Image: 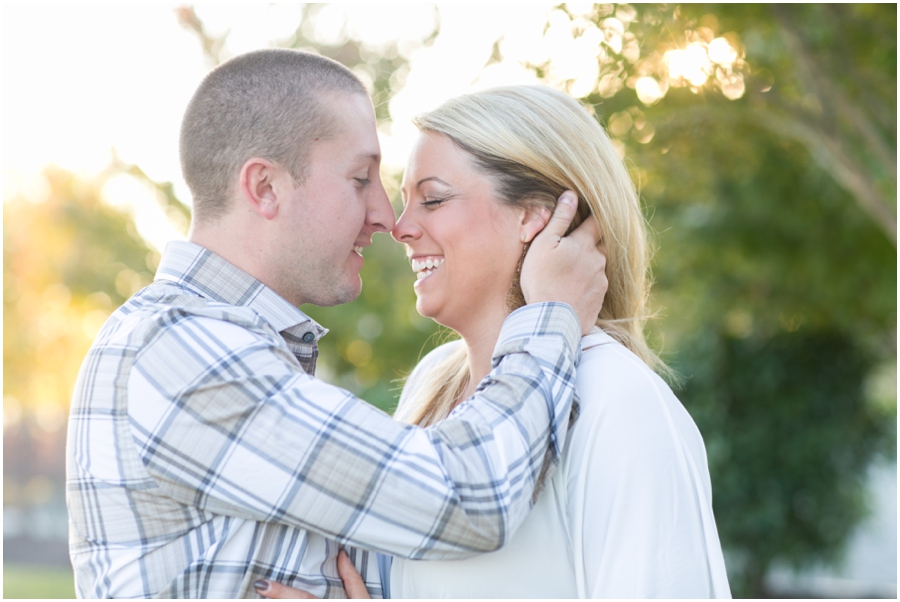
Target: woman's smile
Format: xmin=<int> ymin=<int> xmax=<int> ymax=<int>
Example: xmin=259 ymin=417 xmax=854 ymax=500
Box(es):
xmin=411 ymin=256 xmax=445 ymax=281
xmin=393 ymin=132 xmax=524 ymax=334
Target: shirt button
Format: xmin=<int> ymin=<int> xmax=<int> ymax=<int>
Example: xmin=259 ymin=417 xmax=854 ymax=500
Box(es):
xmin=302 ymin=332 xmax=316 ymax=344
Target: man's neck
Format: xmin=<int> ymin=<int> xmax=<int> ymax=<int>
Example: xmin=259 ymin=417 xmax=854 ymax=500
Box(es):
xmin=189 ymin=220 xmax=273 ymax=295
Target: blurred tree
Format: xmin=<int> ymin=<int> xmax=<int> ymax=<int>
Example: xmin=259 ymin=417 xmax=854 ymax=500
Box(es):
xmin=3 ymin=166 xmax=161 ymax=530
xmin=176 ymin=4 xmax=439 ymax=125
xmin=514 ymin=3 xmax=896 ymax=241
xmin=510 ymin=3 xmax=897 ymax=596
xmin=681 ymin=328 xmax=895 ymax=596
xmin=4 ymin=167 xmax=159 ymax=419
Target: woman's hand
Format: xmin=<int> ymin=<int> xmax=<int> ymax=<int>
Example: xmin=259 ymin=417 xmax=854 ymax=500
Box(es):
xmin=255 ymin=550 xmax=371 ymax=599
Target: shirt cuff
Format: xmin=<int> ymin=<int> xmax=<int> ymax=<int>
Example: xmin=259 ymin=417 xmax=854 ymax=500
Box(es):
xmin=493 ymin=302 xmax=582 ymax=494
xmin=495 ymin=302 xmax=582 ymax=362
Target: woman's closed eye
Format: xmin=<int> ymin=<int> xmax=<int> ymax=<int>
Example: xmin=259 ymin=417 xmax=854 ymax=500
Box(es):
xmin=354 ymin=177 xmax=371 ymax=188
xmin=421 ymin=198 xmax=447 ymax=208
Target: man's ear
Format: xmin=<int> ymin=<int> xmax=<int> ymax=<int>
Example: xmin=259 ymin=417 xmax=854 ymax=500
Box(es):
xmin=238 ymin=158 xmax=282 ymax=220
xmin=519 ymin=205 xmax=552 ymax=243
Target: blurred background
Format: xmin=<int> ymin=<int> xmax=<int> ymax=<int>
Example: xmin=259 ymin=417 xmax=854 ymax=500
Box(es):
xmin=3 ymin=3 xmax=896 ymax=598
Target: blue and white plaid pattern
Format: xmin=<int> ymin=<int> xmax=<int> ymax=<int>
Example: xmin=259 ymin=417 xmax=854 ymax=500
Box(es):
xmin=66 ymin=241 xmax=581 ymax=598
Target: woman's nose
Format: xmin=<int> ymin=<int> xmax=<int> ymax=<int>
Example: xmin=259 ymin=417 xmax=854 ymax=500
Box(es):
xmin=391 ymin=207 xmax=421 ymax=243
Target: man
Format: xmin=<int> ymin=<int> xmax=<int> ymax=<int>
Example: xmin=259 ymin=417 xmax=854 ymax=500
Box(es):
xmin=66 ymin=49 xmax=606 ymax=598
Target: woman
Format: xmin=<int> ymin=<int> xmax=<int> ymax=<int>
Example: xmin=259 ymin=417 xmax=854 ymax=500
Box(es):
xmin=263 ymin=85 xmax=731 ymax=598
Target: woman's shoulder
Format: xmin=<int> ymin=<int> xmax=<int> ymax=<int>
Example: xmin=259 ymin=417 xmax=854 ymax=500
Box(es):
xmin=577 ymin=327 xmax=663 ymax=391
xmin=409 ymin=339 xmax=464 ymax=383
xmin=395 ymin=340 xmax=463 ymax=419
xmin=572 ymin=327 xmax=701 ymax=446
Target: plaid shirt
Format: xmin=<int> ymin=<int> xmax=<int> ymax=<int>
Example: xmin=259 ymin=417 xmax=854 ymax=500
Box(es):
xmin=66 ymin=241 xmax=581 ymax=598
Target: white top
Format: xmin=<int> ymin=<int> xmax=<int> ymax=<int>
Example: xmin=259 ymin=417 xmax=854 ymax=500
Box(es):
xmin=390 ymin=328 xmax=732 ymax=598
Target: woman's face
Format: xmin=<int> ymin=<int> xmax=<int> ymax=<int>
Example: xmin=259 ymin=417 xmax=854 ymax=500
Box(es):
xmin=393 ymin=132 xmax=526 ymax=334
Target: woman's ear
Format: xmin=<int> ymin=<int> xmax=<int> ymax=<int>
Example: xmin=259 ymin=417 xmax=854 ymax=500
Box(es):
xmin=239 ymin=157 xmax=281 ymax=220
xmin=519 ymin=205 xmax=552 ymax=243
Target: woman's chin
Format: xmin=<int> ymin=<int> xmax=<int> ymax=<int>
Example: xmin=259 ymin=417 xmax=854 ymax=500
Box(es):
xmin=415 ymin=298 xmax=457 ymax=330
xmin=415 ymin=298 xmax=438 ymax=321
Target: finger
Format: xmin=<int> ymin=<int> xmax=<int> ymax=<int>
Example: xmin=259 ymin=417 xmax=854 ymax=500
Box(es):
xmin=566 ymin=212 xmax=603 ymax=248
xmin=338 ymin=550 xmax=372 ymax=599
xmin=535 ymin=190 xmax=578 ymax=241
xmin=255 ymin=579 xmax=317 ymax=599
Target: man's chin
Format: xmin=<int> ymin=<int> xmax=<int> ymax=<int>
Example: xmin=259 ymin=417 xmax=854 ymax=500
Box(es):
xmin=313 ymin=280 xmax=362 ymax=308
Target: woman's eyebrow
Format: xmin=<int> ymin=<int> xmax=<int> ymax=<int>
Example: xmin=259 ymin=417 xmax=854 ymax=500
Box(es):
xmin=416 ymin=176 xmax=451 ymax=188
xmin=400 ymin=176 xmax=451 ymax=204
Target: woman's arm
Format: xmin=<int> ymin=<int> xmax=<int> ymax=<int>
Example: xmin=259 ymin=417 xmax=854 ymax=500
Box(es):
xmin=566 ymin=344 xmax=728 ymax=598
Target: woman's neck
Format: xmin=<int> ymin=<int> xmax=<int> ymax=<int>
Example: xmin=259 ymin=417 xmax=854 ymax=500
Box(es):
xmin=455 ymin=306 xmax=509 ymax=402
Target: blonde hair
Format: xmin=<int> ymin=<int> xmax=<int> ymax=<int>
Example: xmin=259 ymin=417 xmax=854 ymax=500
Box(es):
xmin=402 ymin=85 xmax=669 ymax=427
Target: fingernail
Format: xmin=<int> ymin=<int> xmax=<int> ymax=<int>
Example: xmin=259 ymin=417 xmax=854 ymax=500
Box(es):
xmin=254 ymin=580 xmax=269 ymax=591
xmin=560 ymin=192 xmax=577 ymax=206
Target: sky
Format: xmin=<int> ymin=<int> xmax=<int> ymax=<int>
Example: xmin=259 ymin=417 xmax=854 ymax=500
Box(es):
xmin=3 ymin=3 xmax=571 ymax=249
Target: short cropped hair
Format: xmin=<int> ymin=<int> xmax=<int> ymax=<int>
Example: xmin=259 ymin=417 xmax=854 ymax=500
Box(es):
xmin=180 ymin=49 xmax=367 ymax=225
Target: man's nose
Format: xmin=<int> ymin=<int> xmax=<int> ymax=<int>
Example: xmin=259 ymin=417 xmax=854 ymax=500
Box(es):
xmin=368 ymin=183 xmax=395 ymax=233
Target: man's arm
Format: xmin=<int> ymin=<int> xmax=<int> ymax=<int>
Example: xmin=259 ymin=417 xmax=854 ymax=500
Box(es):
xmin=130 ymin=194 xmax=605 ymax=559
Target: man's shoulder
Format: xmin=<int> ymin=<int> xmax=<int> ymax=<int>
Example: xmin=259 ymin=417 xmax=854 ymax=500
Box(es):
xmin=101 ymin=281 xmax=272 ymax=345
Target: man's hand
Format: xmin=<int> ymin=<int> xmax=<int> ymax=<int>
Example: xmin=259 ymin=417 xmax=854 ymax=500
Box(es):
xmin=255 ymin=550 xmax=370 ymax=599
xmin=521 ymin=191 xmax=607 ymax=335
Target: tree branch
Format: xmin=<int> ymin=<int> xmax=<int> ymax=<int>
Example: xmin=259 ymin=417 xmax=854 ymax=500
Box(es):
xmin=753 ymin=107 xmax=896 ymax=244
xmin=771 ymin=6 xmax=897 ymax=177
xmin=650 ymin=103 xmax=896 ymax=244
xmin=174 ymin=5 xmax=228 ymax=67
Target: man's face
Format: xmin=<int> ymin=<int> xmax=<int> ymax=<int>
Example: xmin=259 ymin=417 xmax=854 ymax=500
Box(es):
xmin=273 ymin=92 xmax=394 ymax=307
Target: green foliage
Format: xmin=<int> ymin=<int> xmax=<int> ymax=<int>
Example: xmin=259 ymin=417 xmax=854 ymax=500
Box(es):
xmin=679 ymin=329 xmax=895 ymax=596
xmin=178 ymin=4 xmax=439 ymax=125
xmin=644 ymin=114 xmax=896 ymax=350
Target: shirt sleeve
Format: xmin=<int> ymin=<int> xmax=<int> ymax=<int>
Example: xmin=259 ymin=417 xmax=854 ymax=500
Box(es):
xmin=127 ymin=302 xmax=581 ymax=560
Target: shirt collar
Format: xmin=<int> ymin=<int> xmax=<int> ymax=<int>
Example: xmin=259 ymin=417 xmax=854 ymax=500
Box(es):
xmin=154 ymin=240 xmax=327 ymax=340
xmin=581 ymin=326 xmax=616 ymax=351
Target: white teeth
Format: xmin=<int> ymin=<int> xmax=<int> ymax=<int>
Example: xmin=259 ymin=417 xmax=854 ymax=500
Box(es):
xmin=353 ymin=246 xmax=363 ymax=255
xmin=411 ymin=257 xmax=444 ymax=277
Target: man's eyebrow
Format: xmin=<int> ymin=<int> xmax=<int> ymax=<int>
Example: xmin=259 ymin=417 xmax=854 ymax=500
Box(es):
xmin=357 ymin=152 xmax=381 ymax=164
